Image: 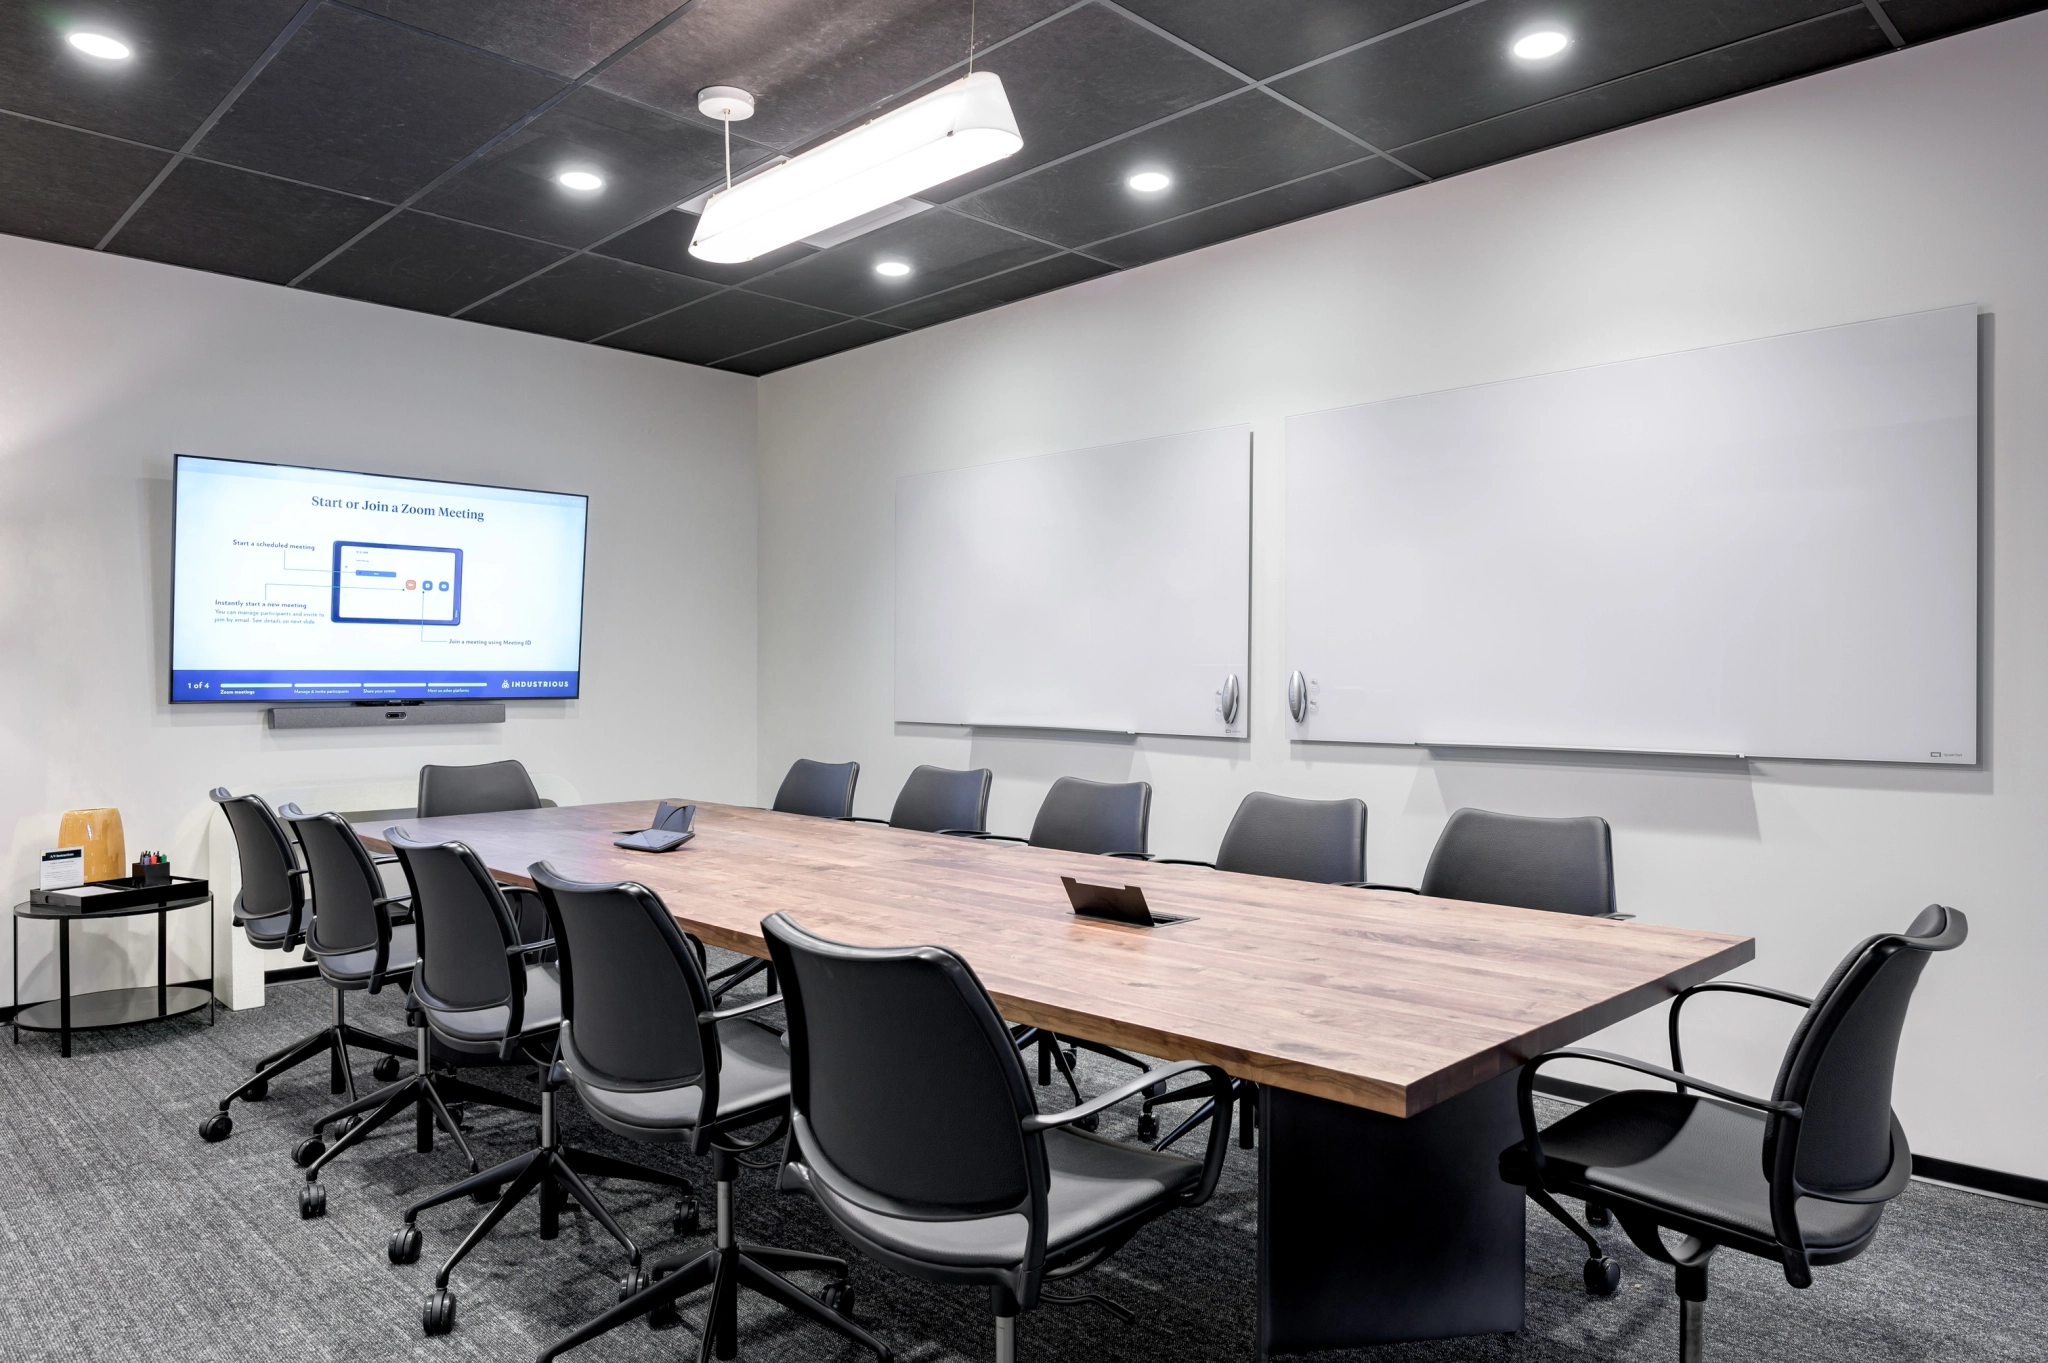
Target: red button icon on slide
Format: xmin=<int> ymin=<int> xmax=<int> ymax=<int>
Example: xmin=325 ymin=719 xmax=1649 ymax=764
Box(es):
xmin=406 ymin=579 xmax=417 ymax=590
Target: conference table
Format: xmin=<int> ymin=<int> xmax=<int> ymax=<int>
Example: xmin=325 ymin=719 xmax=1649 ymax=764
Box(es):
xmin=359 ymin=799 xmax=1753 ymax=1358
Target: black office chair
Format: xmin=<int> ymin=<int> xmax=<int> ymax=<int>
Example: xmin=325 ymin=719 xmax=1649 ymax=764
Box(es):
xmin=197 ymin=789 xmax=414 ymax=1142
xmin=378 ymin=833 xmax=693 ymax=1337
xmin=1143 ymin=791 xmax=1368 ymax=1145
xmin=529 ymin=865 xmax=890 ymax=1363
xmin=764 ymin=912 xmax=1233 ymax=1363
xmin=1387 ymin=807 xmax=1621 ymax=917
xmin=771 ymin=758 xmax=860 ymax=819
xmin=418 ymin=760 xmax=554 ymax=942
xmin=1501 ymin=904 xmax=1967 ymax=1362
xmin=853 ymin=764 xmax=992 ymax=834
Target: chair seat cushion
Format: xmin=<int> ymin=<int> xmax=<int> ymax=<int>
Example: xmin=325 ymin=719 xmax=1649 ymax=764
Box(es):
xmin=317 ymin=922 xmax=418 ymax=985
xmin=805 ymin=1127 xmax=1201 ymax=1270
xmin=572 ymin=1019 xmax=789 ymax=1139
xmin=424 ymin=964 xmax=561 ymax=1051
xmin=1503 ymin=1090 xmax=1884 ymax=1253
xmin=241 ymin=911 xmax=298 ymax=949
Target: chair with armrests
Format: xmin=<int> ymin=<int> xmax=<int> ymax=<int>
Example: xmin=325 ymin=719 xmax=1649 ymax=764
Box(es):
xmin=771 ymin=758 xmax=860 ymax=819
xmin=378 ymin=833 xmax=695 ymax=1338
xmin=417 ymin=759 xmax=553 ymax=943
xmin=1500 ymin=904 xmax=1967 ymax=1362
xmin=197 ymin=788 xmax=416 ymax=1143
xmin=763 ymin=912 xmax=1234 ymax=1363
xmin=529 ymin=865 xmax=891 ymax=1363
xmin=852 ymin=764 xmax=992 ymax=835
xmin=1142 ymin=791 xmax=1368 ymax=1146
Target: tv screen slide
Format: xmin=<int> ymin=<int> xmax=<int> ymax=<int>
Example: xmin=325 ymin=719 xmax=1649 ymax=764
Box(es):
xmin=171 ymin=455 xmax=588 ymax=704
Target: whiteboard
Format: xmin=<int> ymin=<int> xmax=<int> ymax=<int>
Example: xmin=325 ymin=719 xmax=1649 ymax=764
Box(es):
xmin=896 ymin=427 xmax=1251 ymax=737
xmin=1285 ymin=307 xmax=1978 ymax=763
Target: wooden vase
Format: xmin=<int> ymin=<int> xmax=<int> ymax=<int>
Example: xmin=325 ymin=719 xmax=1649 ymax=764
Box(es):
xmin=58 ymin=807 xmax=126 ymax=883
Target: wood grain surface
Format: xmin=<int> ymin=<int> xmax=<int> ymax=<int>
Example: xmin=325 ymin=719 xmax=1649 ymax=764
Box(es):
xmin=359 ymin=801 xmax=1752 ymax=1118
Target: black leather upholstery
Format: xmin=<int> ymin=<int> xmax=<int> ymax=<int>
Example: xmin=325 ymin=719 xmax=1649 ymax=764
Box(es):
xmin=386 ymin=832 xmax=557 ymax=1056
xmin=1213 ymin=792 xmax=1366 ymax=884
xmin=1026 ymin=777 xmax=1151 ymax=855
xmin=888 ymin=765 xmax=992 ymax=834
xmin=281 ymin=808 xmax=414 ymax=992
xmin=417 ymin=759 xmax=543 ymax=819
xmin=1420 ymin=808 xmax=1616 ymax=916
xmin=772 ymin=759 xmax=860 ymax=819
xmin=210 ymin=788 xmax=306 ymax=943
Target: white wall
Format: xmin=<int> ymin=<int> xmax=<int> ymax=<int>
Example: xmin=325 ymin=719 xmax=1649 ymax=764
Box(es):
xmin=757 ymin=16 xmax=2048 ymax=1178
xmin=0 ymin=236 xmax=760 ymax=1011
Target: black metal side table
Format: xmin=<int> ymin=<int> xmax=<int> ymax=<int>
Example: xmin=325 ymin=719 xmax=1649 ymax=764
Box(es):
xmin=13 ymin=891 xmax=216 ymax=1056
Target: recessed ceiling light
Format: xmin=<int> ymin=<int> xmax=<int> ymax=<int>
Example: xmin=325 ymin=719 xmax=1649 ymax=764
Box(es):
xmin=557 ymin=170 xmax=604 ymax=192
xmin=1512 ymin=30 xmax=1570 ymax=60
xmin=1127 ymin=171 xmax=1171 ymax=193
xmin=68 ymin=32 xmax=131 ymax=60
xmin=874 ymin=260 xmax=912 ymax=278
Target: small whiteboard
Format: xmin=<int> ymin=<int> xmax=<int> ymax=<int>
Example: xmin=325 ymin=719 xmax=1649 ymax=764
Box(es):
xmin=896 ymin=427 xmax=1251 ymax=737
xmin=1285 ymin=307 xmax=1978 ymax=763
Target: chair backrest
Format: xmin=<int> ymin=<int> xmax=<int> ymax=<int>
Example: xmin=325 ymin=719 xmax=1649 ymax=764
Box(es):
xmin=528 ymin=861 xmax=714 ymax=1095
xmin=385 ymin=831 xmax=524 ymax=1025
xmin=764 ymin=912 xmax=1044 ymax=1226
xmin=417 ymin=760 xmax=542 ymax=819
xmin=209 ymin=787 xmax=305 ymax=931
xmin=1418 ymin=808 xmax=1616 ymax=916
xmin=888 ymin=765 xmax=993 ymax=834
xmin=772 ymin=759 xmax=860 ymax=819
xmin=1213 ymin=792 xmax=1366 ymax=884
xmin=1768 ymin=904 xmax=1967 ymax=1199
xmin=279 ymin=806 xmax=392 ymax=960
xmin=1027 ymin=777 xmax=1152 ymax=856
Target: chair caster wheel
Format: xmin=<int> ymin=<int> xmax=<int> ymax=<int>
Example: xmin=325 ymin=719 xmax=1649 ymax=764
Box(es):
xmin=1584 ymin=1256 xmax=1621 ymax=1297
xmin=292 ymin=1136 xmax=326 ymax=1167
xmin=819 ymin=1281 xmax=856 ymax=1317
xmin=445 ymin=1104 xmax=466 ymax=1129
xmin=673 ymin=1198 xmax=701 ymax=1236
xmin=373 ymin=1056 xmax=402 ymax=1082
xmin=619 ymin=1267 xmax=650 ymax=1302
xmin=299 ymin=1183 xmax=327 ymax=1219
xmin=648 ymin=1297 xmax=680 ymax=1329
xmin=1585 ymin=1201 xmax=1612 ymax=1227
xmin=422 ymin=1288 xmax=456 ymax=1335
xmin=199 ymin=1112 xmax=233 ymax=1142
xmin=470 ymin=1183 xmax=502 ymax=1205
xmin=1136 ymin=1113 xmax=1158 ymax=1142
xmin=389 ymin=1225 xmax=422 ymax=1264
xmin=241 ymin=1077 xmax=269 ymax=1102
xmin=1074 ymin=1112 xmax=1100 ymax=1132
xmin=331 ymin=1116 xmax=358 ymax=1139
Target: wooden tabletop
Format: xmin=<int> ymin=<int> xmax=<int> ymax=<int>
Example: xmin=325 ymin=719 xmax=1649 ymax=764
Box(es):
xmin=358 ymin=800 xmax=1752 ymax=1118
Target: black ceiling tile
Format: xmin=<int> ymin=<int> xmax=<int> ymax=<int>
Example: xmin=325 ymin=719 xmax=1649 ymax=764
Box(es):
xmin=953 ymin=89 xmax=1362 ymax=248
xmin=599 ymin=289 xmax=848 ymax=365
xmin=1088 ymin=155 xmax=1417 ymax=267
xmin=713 ymin=319 xmax=904 ymax=375
xmin=868 ymin=252 xmax=1115 ymax=329
xmin=1273 ymin=0 xmax=1847 ymax=151
xmin=594 ymin=207 xmax=818 ymax=283
xmin=1879 ymin=0 xmax=2048 ymax=43
xmin=196 ymin=6 xmax=563 ymax=203
xmin=416 ymin=85 xmax=726 ymax=247
xmin=743 ymin=210 xmax=1055 ymax=314
xmin=1394 ymin=8 xmax=1892 ymax=181
xmin=462 ymin=253 xmax=718 ymax=341
xmin=300 ymin=210 xmax=567 ymax=314
xmin=892 ymin=5 xmax=1244 ymax=203
xmin=589 ymin=0 xmax=1069 ymax=148
xmin=104 ymin=159 xmax=390 ymax=284
xmin=0 ymin=115 xmax=170 ymax=247
xmin=1114 ymin=0 xmax=1460 ymax=80
xmin=352 ymin=0 xmax=678 ymax=79
xmin=0 ymin=0 xmax=305 ymax=146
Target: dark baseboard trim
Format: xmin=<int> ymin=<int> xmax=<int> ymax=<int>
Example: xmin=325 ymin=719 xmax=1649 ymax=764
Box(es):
xmin=264 ymin=965 xmax=321 ymax=984
xmin=1531 ymin=1074 xmax=2047 ymax=1208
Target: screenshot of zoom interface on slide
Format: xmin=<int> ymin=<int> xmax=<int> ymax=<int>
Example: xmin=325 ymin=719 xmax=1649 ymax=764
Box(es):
xmin=170 ymin=455 xmax=588 ymax=703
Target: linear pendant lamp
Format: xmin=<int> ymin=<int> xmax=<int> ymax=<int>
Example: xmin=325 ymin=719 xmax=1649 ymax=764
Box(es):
xmin=689 ymin=72 xmax=1022 ymax=264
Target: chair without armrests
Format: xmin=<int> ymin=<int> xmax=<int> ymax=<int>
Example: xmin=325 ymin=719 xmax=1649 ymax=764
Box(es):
xmin=764 ymin=912 xmax=1233 ymax=1363
xmin=1499 ymin=904 xmax=1967 ymax=1362
xmin=851 ymin=764 xmax=992 ymax=834
xmin=417 ymin=759 xmax=544 ymax=817
xmin=771 ymin=759 xmax=860 ymax=819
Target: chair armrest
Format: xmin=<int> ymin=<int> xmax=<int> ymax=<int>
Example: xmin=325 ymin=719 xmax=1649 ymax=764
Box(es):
xmin=1105 ymin=851 xmax=1152 ymax=861
xmin=1343 ymin=881 xmax=1416 ymax=892
xmin=1021 ymin=1059 xmax=1226 ymax=1132
xmin=1669 ymin=981 xmax=1811 ymax=1075
xmin=702 ymin=993 xmax=783 ymax=1025
xmin=1149 ymin=858 xmax=1214 ymax=869
xmin=370 ymin=852 xmax=399 ymax=865
xmin=935 ymin=828 xmax=986 ymax=838
xmin=506 ymin=938 xmax=556 ymax=957
xmin=974 ymin=833 xmax=1028 ymax=844
xmin=847 ymin=816 xmax=892 ymax=826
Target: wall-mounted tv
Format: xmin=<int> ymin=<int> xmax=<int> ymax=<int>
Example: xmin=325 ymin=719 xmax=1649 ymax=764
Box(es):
xmin=170 ymin=455 xmax=588 ymax=705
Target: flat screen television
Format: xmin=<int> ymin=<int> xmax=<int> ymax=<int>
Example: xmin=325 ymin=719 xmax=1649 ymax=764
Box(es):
xmin=170 ymin=455 xmax=588 ymax=705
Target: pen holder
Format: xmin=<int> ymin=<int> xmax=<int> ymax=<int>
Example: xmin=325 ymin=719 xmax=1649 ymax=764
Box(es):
xmin=130 ymin=861 xmax=172 ymax=887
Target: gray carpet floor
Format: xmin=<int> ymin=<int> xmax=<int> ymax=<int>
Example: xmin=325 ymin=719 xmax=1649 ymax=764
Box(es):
xmin=0 ymin=967 xmax=2040 ymax=1363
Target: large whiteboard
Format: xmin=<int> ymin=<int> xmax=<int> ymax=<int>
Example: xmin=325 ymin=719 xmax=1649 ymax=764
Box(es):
xmin=896 ymin=427 xmax=1251 ymax=737
xmin=1285 ymin=307 xmax=1978 ymax=763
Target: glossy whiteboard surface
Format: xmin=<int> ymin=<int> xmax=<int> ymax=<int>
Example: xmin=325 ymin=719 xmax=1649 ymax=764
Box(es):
xmin=1285 ymin=307 xmax=1978 ymax=763
xmin=896 ymin=427 xmax=1251 ymax=737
